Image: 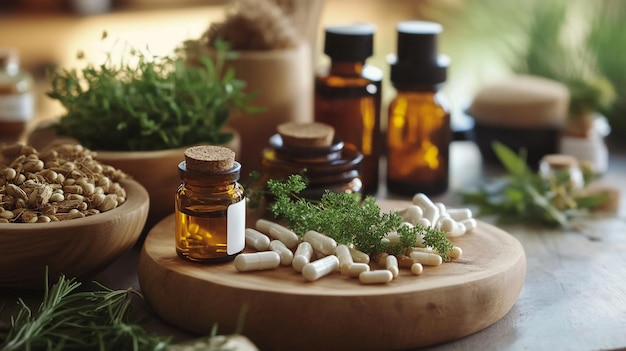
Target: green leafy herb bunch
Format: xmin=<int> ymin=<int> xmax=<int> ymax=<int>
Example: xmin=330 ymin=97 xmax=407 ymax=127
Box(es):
xmin=267 ymin=174 xmax=454 ymax=260
xmin=47 ymin=31 xmax=260 ymax=151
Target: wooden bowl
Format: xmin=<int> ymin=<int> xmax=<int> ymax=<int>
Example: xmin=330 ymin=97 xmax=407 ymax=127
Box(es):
xmin=0 ymin=179 xmax=149 ymax=290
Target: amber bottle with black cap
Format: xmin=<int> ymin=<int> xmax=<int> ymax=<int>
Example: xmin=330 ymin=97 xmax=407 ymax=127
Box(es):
xmin=314 ymin=23 xmax=382 ymax=195
xmin=386 ymin=21 xmax=451 ymax=197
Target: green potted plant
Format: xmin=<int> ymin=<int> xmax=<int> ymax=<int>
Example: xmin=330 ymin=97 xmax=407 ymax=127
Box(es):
xmin=32 ymin=31 xmax=259 ymax=229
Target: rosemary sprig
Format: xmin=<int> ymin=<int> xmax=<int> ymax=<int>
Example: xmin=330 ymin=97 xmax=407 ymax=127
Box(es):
xmin=267 ymin=174 xmax=453 ymax=259
xmin=0 ymin=271 xmax=241 ymax=351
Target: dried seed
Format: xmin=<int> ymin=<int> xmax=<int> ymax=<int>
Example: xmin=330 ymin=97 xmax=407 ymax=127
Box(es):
xmin=99 ymin=194 xmax=118 ymax=212
xmin=0 ymin=210 xmax=14 ymax=219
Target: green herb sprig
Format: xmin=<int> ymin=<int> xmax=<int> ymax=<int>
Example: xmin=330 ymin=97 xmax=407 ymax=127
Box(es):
xmin=47 ymin=31 xmax=261 ymax=151
xmin=267 ymin=175 xmax=454 ymax=259
xmin=0 ymin=271 xmax=244 ymax=351
xmin=462 ymin=141 xmax=608 ymax=227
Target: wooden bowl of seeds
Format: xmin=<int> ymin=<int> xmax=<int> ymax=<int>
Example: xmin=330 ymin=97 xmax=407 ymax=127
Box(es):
xmin=0 ymin=143 xmax=150 ymax=289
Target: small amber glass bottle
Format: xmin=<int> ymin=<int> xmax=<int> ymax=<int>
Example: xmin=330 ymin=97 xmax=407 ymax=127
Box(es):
xmin=386 ymin=21 xmax=451 ymax=197
xmin=314 ymin=23 xmax=382 ymax=195
xmin=175 ymin=145 xmax=246 ymax=263
xmin=0 ymin=48 xmax=34 ymax=143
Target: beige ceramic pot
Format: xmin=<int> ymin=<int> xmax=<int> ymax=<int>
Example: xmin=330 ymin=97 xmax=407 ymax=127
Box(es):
xmin=224 ymin=42 xmax=314 ymax=179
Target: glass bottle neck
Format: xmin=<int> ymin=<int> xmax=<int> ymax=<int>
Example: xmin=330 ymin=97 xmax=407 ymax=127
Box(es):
xmin=392 ymin=82 xmax=445 ymax=92
xmin=329 ymin=61 xmax=365 ymax=76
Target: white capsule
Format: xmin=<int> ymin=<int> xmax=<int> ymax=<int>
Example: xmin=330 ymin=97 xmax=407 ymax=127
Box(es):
xmin=412 ymin=193 xmax=440 ymax=224
xmin=303 ymin=230 xmax=337 ymax=256
xmin=386 ymin=255 xmax=399 ymax=278
xmin=449 ymin=246 xmax=463 ymax=259
xmin=460 ymin=218 xmax=477 ymax=232
xmin=349 ymin=247 xmax=370 ymax=264
xmin=255 ymin=219 xmax=300 ymax=249
xmin=410 ymin=262 xmax=424 ymax=275
xmin=447 ymin=208 xmax=473 ymax=221
xmin=336 ymin=244 xmax=354 ymax=275
xmin=399 ymin=205 xmax=423 ymax=225
xmin=347 ymin=263 xmax=370 ymax=278
xmin=292 ymin=242 xmax=313 ymax=272
xmin=269 ymin=240 xmax=294 ymax=266
xmin=438 ymin=217 xmax=466 ymax=237
xmin=359 ymin=270 xmax=393 ymax=284
xmin=415 ymin=217 xmax=432 ymax=229
xmin=383 ymin=231 xmax=401 ymax=244
xmin=245 ymin=228 xmax=271 ymax=251
xmin=234 ymin=251 xmax=281 ymax=272
xmin=410 ymin=251 xmax=443 ymax=266
xmin=302 ymin=255 xmax=339 ymax=282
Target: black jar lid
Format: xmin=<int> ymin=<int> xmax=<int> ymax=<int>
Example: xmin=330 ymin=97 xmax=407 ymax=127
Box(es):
xmin=324 ymin=23 xmax=375 ymax=62
xmin=389 ymin=21 xmax=449 ymax=85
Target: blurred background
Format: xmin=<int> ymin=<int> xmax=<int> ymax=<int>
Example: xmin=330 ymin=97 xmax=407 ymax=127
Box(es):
xmin=1 ymin=0 xmax=624 ymax=144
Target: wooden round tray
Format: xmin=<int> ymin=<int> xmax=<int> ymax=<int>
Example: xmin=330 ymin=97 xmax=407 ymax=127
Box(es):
xmin=138 ymin=200 xmax=526 ymax=351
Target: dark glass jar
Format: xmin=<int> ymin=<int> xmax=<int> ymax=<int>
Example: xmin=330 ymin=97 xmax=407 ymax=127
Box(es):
xmin=261 ymin=133 xmax=363 ymax=200
xmin=175 ymin=146 xmax=246 ymax=263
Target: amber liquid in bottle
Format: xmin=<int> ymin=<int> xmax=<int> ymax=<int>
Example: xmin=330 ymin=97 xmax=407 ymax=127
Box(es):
xmin=315 ymin=62 xmax=382 ymax=195
xmin=386 ymin=85 xmax=450 ymax=196
xmin=175 ymin=162 xmax=245 ymax=263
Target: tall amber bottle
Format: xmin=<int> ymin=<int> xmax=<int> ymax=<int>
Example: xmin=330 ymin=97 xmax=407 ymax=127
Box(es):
xmin=314 ymin=23 xmax=382 ymax=195
xmin=175 ymin=145 xmax=246 ymax=263
xmin=386 ymin=21 xmax=451 ymax=196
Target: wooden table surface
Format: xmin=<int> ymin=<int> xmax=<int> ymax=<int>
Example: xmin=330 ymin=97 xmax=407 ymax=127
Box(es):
xmin=3 ymin=140 xmax=626 ymax=350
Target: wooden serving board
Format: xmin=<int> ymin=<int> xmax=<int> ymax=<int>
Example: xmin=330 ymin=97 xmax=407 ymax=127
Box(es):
xmin=138 ymin=200 xmax=526 ymax=351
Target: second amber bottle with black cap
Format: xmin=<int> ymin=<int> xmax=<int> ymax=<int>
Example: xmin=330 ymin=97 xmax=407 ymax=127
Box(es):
xmin=386 ymin=21 xmax=451 ymax=197
xmin=314 ymin=23 xmax=382 ymax=195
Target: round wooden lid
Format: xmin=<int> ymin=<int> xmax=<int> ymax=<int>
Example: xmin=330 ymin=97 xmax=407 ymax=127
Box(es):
xmin=468 ymin=75 xmax=570 ymax=128
xmin=184 ymin=145 xmax=235 ymax=173
xmin=277 ymin=122 xmax=335 ymax=148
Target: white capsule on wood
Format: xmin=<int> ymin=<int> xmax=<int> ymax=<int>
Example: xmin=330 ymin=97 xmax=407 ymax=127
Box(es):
xmin=269 ymin=240 xmax=293 ymax=266
xmin=234 ymin=252 xmax=280 ymax=272
xmin=349 ymin=247 xmax=370 ymax=264
xmin=447 ymin=208 xmax=473 ymax=221
xmin=412 ymin=193 xmax=440 ymax=224
xmin=411 ymin=262 xmax=424 ymax=275
xmin=410 ymin=251 xmax=443 ymax=266
xmin=245 ymin=228 xmax=270 ymax=251
xmin=256 ymin=219 xmax=300 ymax=249
xmin=386 ymin=255 xmax=399 ymax=278
xmin=336 ymin=244 xmax=354 ymax=275
xmin=347 ymin=263 xmax=370 ymax=278
xmin=302 ymin=255 xmax=339 ymax=282
xmin=303 ymin=230 xmax=337 ymax=256
xmin=292 ymin=241 xmax=313 ymax=272
xmin=359 ymin=270 xmax=393 ymax=284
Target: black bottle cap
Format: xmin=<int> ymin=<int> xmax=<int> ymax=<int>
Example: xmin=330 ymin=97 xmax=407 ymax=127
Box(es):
xmin=324 ymin=23 xmax=375 ymax=62
xmin=389 ymin=21 xmax=449 ymax=85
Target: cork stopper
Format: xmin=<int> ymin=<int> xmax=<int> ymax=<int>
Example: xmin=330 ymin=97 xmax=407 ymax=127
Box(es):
xmin=540 ymin=154 xmax=579 ymax=170
xmin=277 ymin=122 xmax=335 ymax=148
xmin=184 ymin=145 xmax=235 ymax=173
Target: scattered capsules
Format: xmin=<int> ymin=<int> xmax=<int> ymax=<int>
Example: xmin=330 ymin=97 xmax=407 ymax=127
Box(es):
xmin=233 ymin=192 xmax=469 ymax=285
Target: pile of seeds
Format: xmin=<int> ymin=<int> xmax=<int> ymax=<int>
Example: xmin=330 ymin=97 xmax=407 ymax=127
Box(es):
xmin=0 ymin=143 xmax=128 ymax=223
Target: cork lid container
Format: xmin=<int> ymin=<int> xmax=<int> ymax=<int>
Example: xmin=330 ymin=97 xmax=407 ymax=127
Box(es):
xmin=277 ymin=122 xmax=335 ymax=148
xmin=467 ymin=75 xmax=570 ymax=128
xmin=184 ymin=145 xmax=236 ymax=173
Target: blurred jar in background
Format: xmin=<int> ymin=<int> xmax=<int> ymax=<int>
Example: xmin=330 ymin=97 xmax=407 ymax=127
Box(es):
xmin=0 ymin=48 xmax=35 ymax=143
